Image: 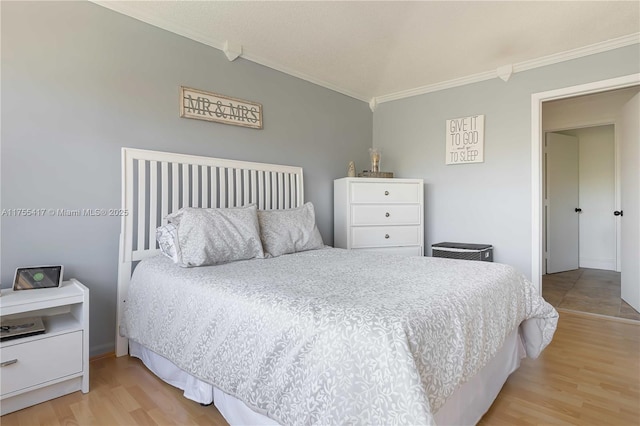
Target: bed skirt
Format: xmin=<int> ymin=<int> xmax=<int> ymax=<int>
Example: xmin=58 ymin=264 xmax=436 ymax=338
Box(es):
xmin=129 ymin=327 xmax=525 ymax=425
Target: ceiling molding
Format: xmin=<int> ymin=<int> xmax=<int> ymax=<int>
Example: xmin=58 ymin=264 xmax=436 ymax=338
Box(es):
xmin=368 ymin=97 xmax=378 ymax=112
xmin=375 ymin=70 xmax=498 ymax=105
xmin=93 ymin=2 xmax=638 ymax=108
xmin=239 ymin=50 xmax=370 ymax=102
xmin=513 ymin=33 xmax=640 ymax=74
xmin=93 ymin=1 xmax=225 ymax=50
xmin=496 ymin=64 xmax=513 ymax=82
xmin=376 ymin=33 xmax=640 ymax=106
xmin=91 ymin=1 xmax=369 ymax=102
xmin=223 ymin=41 xmax=243 ymax=62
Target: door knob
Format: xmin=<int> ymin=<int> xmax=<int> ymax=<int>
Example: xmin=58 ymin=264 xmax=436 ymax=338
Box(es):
xmin=575 ymin=208 xmax=582 ymax=213
xmin=614 ymin=210 xmax=623 ymax=216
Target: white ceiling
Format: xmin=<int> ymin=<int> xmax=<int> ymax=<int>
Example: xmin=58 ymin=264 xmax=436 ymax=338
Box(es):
xmin=94 ymin=1 xmax=640 ymax=105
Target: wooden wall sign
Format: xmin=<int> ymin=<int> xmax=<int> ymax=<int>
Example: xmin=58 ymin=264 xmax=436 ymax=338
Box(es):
xmin=180 ymin=86 xmax=263 ymax=129
xmin=445 ymin=115 xmax=485 ymax=165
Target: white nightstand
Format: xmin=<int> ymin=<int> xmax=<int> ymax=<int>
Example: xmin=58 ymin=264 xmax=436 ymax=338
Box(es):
xmin=334 ymin=177 xmax=424 ymax=256
xmin=0 ymin=279 xmax=89 ymax=415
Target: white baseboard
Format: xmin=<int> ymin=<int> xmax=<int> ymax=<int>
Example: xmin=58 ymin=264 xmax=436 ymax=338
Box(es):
xmin=579 ymin=257 xmax=616 ymax=271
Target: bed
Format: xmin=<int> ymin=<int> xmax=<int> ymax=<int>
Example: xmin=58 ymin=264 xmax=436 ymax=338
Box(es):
xmin=116 ymin=148 xmax=558 ymax=425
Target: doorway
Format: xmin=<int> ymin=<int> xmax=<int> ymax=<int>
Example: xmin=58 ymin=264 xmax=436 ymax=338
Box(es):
xmin=545 ymin=125 xmax=617 ymax=274
xmin=542 ymin=268 xmax=640 ymax=320
xmin=531 ymin=74 xmax=640 ymax=320
xmin=542 ymin=124 xmax=637 ymax=319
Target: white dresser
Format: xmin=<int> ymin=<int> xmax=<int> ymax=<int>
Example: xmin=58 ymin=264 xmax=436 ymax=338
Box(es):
xmin=334 ymin=177 xmax=424 ymax=256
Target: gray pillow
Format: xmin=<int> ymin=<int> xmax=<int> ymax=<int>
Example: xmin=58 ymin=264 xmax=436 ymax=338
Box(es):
xmin=257 ymin=202 xmax=324 ymax=257
xmin=162 ymin=205 xmax=264 ymax=267
xmin=156 ymin=222 xmax=181 ymax=263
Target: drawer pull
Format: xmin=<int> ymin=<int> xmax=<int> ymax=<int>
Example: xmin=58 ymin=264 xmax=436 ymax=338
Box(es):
xmin=385 ymin=212 xmax=390 ymax=217
xmin=384 ymin=191 xmax=389 ymax=196
xmin=385 ymin=234 xmax=390 ymax=239
xmin=1 ymin=359 xmax=18 ymax=367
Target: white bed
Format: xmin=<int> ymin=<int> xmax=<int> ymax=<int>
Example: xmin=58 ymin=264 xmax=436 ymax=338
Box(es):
xmin=116 ymin=148 xmax=558 ymax=425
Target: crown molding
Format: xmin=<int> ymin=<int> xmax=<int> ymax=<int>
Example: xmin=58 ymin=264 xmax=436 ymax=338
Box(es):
xmin=239 ymin=50 xmax=370 ymax=102
xmin=513 ymin=33 xmax=640 ymax=74
xmin=92 ymin=2 xmax=637 ymax=108
xmin=375 ymin=33 xmax=640 ymax=106
xmin=92 ymin=1 xmax=226 ymax=50
xmin=375 ymin=70 xmax=498 ymax=105
xmin=91 ymin=1 xmax=369 ymax=102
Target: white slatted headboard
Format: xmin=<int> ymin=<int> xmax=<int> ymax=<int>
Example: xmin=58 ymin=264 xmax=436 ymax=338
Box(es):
xmin=116 ymin=148 xmax=304 ymax=356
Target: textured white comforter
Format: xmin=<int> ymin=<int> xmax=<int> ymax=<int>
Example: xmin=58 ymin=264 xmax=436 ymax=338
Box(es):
xmin=122 ymin=248 xmax=558 ymax=425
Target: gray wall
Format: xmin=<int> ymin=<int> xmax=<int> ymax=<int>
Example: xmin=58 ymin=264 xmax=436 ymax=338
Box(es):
xmin=1 ymin=1 xmax=372 ymax=355
xmin=373 ymin=45 xmax=639 ymax=278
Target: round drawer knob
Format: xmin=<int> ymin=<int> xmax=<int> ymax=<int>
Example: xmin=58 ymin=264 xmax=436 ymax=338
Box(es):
xmin=385 ymin=212 xmax=390 ymax=217
xmin=384 ymin=234 xmax=390 ymax=239
xmin=384 ymin=191 xmax=389 ymax=196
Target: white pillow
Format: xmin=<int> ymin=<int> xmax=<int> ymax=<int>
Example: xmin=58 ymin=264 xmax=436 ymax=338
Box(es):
xmin=257 ymin=202 xmax=324 ymax=257
xmin=159 ymin=205 xmax=264 ymax=267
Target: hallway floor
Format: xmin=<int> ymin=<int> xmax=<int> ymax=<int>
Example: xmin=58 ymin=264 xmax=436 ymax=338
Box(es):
xmin=542 ymin=268 xmax=640 ymax=321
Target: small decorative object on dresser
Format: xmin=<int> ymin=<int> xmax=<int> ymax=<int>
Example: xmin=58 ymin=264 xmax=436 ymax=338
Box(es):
xmin=334 ymin=177 xmax=424 ymax=256
xmin=369 ymin=147 xmax=381 ymax=172
xmin=0 ymin=279 xmax=89 ymax=415
xmin=347 ymin=161 xmax=356 ymax=177
xmin=359 ymin=147 xmax=394 ymax=178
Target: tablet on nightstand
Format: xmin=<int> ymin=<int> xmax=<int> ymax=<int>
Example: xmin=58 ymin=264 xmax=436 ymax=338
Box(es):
xmin=13 ymin=266 xmax=63 ymax=290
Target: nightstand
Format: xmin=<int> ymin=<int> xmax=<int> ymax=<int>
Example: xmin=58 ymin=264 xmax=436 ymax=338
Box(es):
xmin=0 ymin=279 xmax=89 ymax=415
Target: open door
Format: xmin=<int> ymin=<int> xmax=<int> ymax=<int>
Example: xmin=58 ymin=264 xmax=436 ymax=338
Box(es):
xmin=546 ymin=132 xmax=580 ymax=274
xmin=620 ymin=93 xmax=640 ymax=312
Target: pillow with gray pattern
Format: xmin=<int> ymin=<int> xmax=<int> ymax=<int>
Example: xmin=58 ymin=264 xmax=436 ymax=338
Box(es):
xmin=257 ymin=202 xmax=324 ymax=257
xmin=156 ymin=222 xmax=181 ymax=263
xmin=159 ymin=204 xmax=264 ymax=267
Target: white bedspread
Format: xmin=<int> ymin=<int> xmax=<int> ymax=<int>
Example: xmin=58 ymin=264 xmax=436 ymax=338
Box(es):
xmin=122 ymin=248 xmax=557 ymax=425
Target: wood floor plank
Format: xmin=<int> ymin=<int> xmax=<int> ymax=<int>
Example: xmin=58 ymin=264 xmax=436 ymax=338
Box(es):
xmin=479 ymin=310 xmax=639 ymax=425
xmin=1 ymin=311 xmax=638 ymax=425
xmin=129 ymin=408 xmax=158 ymax=426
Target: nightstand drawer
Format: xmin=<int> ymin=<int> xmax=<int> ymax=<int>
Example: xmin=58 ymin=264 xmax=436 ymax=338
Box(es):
xmin=350 ymin=182 xmax=421 ymax=204
xmin=355 ymin=246 xmax=422 ymax=256
xmin=351 ymin=226 xmax=421 ymax=248
xmin=1 ymin=331 xmax=83 ymax=396
xmin=351 ymin=205 xmax=421 ymax=226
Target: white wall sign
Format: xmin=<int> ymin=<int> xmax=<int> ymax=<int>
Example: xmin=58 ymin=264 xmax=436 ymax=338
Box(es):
xmin=180 ymin=86 xmax=263 ymax=129
xmin=445 ymin=114 xmax=485 ymax=165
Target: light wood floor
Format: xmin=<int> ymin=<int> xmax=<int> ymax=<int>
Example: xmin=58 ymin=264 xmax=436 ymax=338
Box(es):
xmin=3 ymin=311 xmax=639 ymax=425
xmin=543 ymin=268 xmax=640 ymax=321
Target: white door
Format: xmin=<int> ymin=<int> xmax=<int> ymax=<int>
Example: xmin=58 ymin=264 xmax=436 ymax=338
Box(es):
xmin=546 ymin=132 xmax=580 ymax=274
xmin=620 ymin=93 xmax=640 ymax=312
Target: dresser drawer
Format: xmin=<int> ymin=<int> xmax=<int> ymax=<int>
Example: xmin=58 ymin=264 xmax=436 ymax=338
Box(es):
xmin=351 ymin=205 xmax=420 ymax=226
xmin=351 ymin=226 xmax=421 ymax=248
xmin=1 ymin=331 xmax=83 ymax=396
xmin=350 ymin=182 xmax=421 ymax=204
